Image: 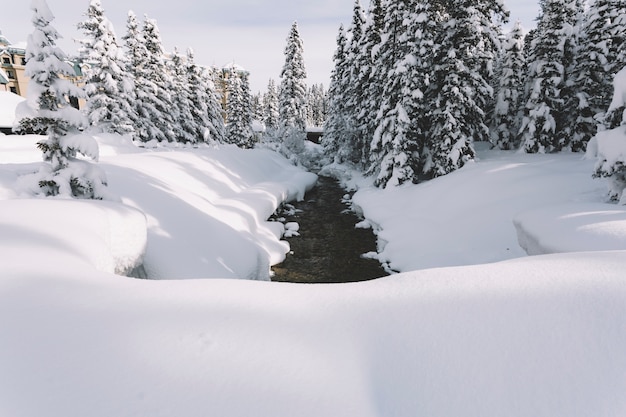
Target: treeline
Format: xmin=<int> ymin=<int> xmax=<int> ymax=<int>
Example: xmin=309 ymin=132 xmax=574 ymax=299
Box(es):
xmin=323 ymin=0 xmax=626 ymax=188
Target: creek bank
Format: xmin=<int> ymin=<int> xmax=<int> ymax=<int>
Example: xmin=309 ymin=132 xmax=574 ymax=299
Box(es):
xmin=271 ymin=176 xmax=388 ymax=284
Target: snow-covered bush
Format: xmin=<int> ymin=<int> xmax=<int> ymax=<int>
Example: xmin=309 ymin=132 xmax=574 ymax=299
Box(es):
xmin=591 ymin=67 xmax=626 ymax=204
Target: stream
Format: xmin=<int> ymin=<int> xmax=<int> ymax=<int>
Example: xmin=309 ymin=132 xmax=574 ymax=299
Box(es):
xmin=271 ymin=176 xmax=389 ymax=283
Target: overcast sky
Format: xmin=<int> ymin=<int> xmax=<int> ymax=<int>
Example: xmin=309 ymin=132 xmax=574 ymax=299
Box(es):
xmin=1 ymin=0 xmax=541 ymax=93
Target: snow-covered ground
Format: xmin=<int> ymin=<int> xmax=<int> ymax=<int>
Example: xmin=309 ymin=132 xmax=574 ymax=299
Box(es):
xmin=1 ymin=132 xmax=625 ymax=416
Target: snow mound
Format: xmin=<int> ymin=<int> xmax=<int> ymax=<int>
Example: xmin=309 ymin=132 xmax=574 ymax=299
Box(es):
xmin=0 ymin=91 xmax=25 ymax=128
xmin=514 ymin=203 xmax=626 ymax=255
xmin=0 ymin=199 xmax=146 ymax=276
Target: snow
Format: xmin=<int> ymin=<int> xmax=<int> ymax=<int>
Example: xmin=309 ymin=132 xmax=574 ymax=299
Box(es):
xmin=1 ymin=135 xmax=626 ymax=416
xmin=0 ymin=91 xmax=25 ymax=128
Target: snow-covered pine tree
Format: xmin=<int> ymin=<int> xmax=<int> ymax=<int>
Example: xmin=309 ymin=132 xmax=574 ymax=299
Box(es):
xmin=338 ymin=0 xmax=366 ymax=164
xmin=185 ymin=48 xmax=214 ymax=143
xmin=308 ymin=84 xmax=327 ymax=127
xmin=322 ymin=25 xmax=350 ymax=161
xmin=518 ymin=0 xmax=584 ymax=153
xmin=353 ymin=0 xmax=385 ymax=167
xmin=202 ymin=66 xmax=227 ymax=143
xmin=492 ymin=20 xmax=526 ymax=150
xmin=77 ymin=0 xmax=136 ymax=136
xmin=602 ymin=1 xmax=626 ymax=129
xmin=368 ymin=0 xmax=425 ymax=187
xmin=123 ymin=11 xmax=159 ymax=142
xmin=263 ymin=78 xmax=280 ymax=131
xmin=226 ymin=71 xmax=254 ymax=148
xmin=168 ymin=48 xmax=197 ymax=143
xmin=424 ymin=0 xmax=508 ymax=177
xmin=141 ymin=16 xmax=177 ymax=142
xmin=279 ymin=21 xmax=307 ymax=132
xmin=24 ymin=0 xmax=106 ymax=198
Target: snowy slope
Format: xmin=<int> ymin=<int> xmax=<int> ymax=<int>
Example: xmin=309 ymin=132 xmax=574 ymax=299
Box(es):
xmin=1 ymin=252 xmax=625 ymax=417
xmin=1 ymin=136 xmax=625 ymax=417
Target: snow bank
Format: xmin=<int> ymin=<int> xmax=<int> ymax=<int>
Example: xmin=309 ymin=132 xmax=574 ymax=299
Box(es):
xmin=1 ymin=251 xmax=625 ymax=417
xmin=0 ymin=199 xmax=146 ymax=276
xmin=101 ymin=146 xmax=316 ymax=280
xmin=0 ymin=91 xmax=25 ymax=128
xmin=352 ymin=149 xmax=605 ymax=272
xmin=514 ymin=203 xmax=626 ymax=255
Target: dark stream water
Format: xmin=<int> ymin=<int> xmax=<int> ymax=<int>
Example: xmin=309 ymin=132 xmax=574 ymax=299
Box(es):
xmin=271 ymin=176 xmax=389 ymax=283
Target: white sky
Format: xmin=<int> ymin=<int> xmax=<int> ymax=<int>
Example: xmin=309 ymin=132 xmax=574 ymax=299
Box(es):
xmin=1 ymin=0 xmax=540 ymax=93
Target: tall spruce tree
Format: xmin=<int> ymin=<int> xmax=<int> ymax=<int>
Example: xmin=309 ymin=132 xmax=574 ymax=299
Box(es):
xmin=368 ymin=0 xmax=426 ymax=187
xmin=340 ymin=0 xmax=366 ymax=164
xmin=279 ymin=22 xmax=307 ymax=132
xmin=353 ymin=0 xmax=386 ymax=167
xmin=424 ymin=0 xmax=508 ymax=177
xmin=322 ymin=25 xmax=350 ymax=161
xmin=123 ymin=11 xmax=159 ymax=142
xmin=602 ymin=0 xmax=626 ymax=129
xmin=77 ymin=0 xmax=136 ymax=135
xmin=518 ymin=0 xmax=583 ymax=153
xmin=141 ymin=16 xmax=177 ymax=142
xmin=226 ymin=71 xmax=254 ymax=148
xmin=492 ymin=20 xmax=526 ymax=150
xmin=24 ymin=0 xmax=106 ymax=198
xmin=168 ymin=48 xmax=197 ymax=143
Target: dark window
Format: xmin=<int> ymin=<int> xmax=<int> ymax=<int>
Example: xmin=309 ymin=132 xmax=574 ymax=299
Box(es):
xmin=2 ymin=57 xmax=10 ymax=64
xmin=21 ymin=57 xmax=26 ymax=65
xmin=9 ymin=86 xmax=17 ymax=94
xmin=6 ymin=70 xmax=15 ymax=79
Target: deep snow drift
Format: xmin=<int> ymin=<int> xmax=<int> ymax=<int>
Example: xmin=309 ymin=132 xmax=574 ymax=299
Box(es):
xmin=0 ymin=133 xmax=625 ymax=417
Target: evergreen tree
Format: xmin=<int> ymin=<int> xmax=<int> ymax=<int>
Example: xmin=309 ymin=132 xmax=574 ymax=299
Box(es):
xmin=492 ymin=21 xmax=526 ymax=150
xmin=202 ymin=66 xmax=227 ymax=143
xmin=602 ymin=1 xmax=626 ymax=129
xmin=279 ymin=22 xmax=307 ymax=131
xmin=23 ymin=0 xmax=106 ymax=198
xmin=518 ymin=0 xmax=583 ymax=153
xmin=185 ymin=48 xmax=218 ymax=143
xmin=168 ymin=48 xmax=197 ymax=143
xmin=424 ymin=0 xmax=507 ymax=177
xmin=77 ymin=0 xmax=136 ymax=135
xmin=353 ymin=0 xmax=385 ymax=166
xmin=226 ymin=71 xmax=254 ymax=148
xmin=263 ymin=78 xmax=280 ymax=131
xmin=141 ymin=16 xmax=177 ymax=142
xmin=368 ymin=0 xmax=423 ymax=187
xmin=123 ymin=11 xmax=159 ymax=142
xmin=322 ymin=25 xmax=350 ymax=161
xmin=339 ymin=0 xmax=366 ymax=163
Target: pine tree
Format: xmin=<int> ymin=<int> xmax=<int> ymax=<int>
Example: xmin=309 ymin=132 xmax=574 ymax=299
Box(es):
xmin=141 ymin=16 xmax=177 ymax=142
xmin=263 ymin=78 xmax=280 ymax=131
xmin=425 ymin=0 xmax=507 ymax=177
xmin=123 ymin=11 xmax=159 ymax=142
xmin=226 ymin=71 xmax=254 ymax=148
xmin=602 ymin=1 xmax=626 ymax=129
xmin=168 ymin=48 xmax=197 ymax=143
xmin=24 ymin=0 xmax=106 ymax=198
xmin=77 ymin=0 xmax=136 ymax=135
xmin=202 ymin=66 xmax=227 ymax=143
xmin=322 ymin=25 xmax=350 ymax=161
xmin=518 ymin=0 xmax=584 ymax=153
xmin=353 ymin=0 xmax=385 ymax=167
xmin=368 ymin=0 xmax=422 ymax=187
xmin=279 ymin=22 xmax=307 ymax=132
xmin=492 ymin=21 xmax=526 ymax=150
xmin=339 ymin=0 xmax=366 ymax=164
